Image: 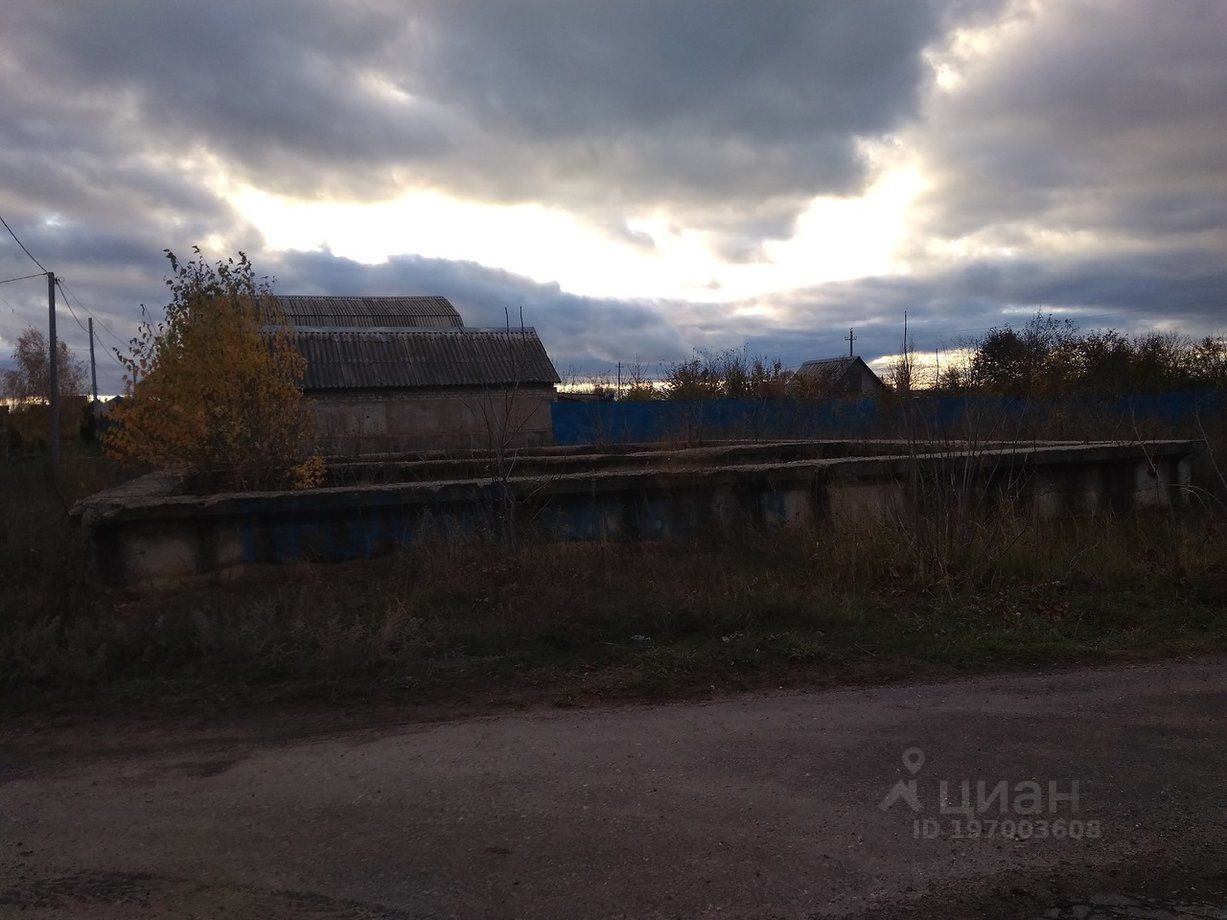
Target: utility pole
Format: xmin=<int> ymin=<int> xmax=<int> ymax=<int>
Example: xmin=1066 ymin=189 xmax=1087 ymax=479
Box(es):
xmin=47 ymin=271 xmax=60 ymax=464
xmin=617 ymin=361 xmax=622 ymax=395
xmin=845 ymin=327 xmax=857 ymax=358
xmin=904 ymin=311 xmax=912 ymax=369
xmin=88 ymin=316 xmax=99 ymax=403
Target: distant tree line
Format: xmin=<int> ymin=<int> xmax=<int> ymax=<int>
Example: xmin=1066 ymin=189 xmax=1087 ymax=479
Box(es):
xmin=938 ymin=314 xmax=1227 ymax=398
xmin=660 ymin=348 xmax=789 ymax=400
xmin=573 ymin=316 xmax=1227 ymax=403
xmin=569 ymin=348 xmax=796 ymax=402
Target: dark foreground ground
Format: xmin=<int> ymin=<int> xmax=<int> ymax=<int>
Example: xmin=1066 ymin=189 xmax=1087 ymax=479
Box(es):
xmin=3 ymin=657 xmax=1226 ymax=919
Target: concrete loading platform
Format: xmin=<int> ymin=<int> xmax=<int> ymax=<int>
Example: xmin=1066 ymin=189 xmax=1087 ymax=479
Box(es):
xmin=72 ymin=439 xmax=1204 ymax=589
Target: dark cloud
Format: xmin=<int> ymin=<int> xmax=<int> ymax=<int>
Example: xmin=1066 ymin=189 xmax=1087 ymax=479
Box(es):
xmin=5 ymin=1 xmax=978 ymax=243
xmin=913 ymin=0 xmax=1227 ymax=252
xmin=0 ymin=0 xmax=986 ymax=388
xmin=2 ymin=1 xmax=1225 ymax=396
xmin=0 ymin=134 xmax=263 ymax=394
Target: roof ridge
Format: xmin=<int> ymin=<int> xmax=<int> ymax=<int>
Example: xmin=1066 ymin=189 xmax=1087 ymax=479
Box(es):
xmin=273 ymin=293 xmax=450 ymax=299
xmin=289 ymin=326 xmax=540 ymax=335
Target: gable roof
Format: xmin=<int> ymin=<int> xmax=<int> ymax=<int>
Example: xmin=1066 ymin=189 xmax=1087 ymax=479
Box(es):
xmin=272 ymin=295 xmax=464 ymax=329
xmin=292 ymin=327 xmax=561 ymax=390
xmin=791 ymin=356 xmax=882 ymax=389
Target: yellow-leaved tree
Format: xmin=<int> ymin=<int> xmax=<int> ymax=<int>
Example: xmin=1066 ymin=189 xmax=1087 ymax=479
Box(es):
xmin=106 ymin=248 xmax=318 ymax=491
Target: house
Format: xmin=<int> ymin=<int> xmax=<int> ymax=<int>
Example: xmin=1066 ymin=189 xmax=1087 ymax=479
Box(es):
xmin=788 ymin=356 xmax=883 ymax=397
xmin=274 ymin=295 xmax=560 ymax=456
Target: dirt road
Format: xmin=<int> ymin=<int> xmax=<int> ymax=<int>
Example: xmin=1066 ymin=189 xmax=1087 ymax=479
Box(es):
xmin=3 ymin=659 xmax=1226 ymax=918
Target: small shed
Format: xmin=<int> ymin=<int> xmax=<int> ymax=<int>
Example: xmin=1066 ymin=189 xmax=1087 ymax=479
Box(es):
xmin=278 ymin=296 xmax=560 ymax=455
xmin=789 ymin=356 xmax=883 ymax=396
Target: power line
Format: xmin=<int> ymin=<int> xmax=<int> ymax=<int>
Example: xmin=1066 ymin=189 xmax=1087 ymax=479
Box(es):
xmin=0 ymin=210 xmax=130 ymax=364
xmin=0 ymin=272 xmax=47 ymax=286
xmin=53 ymin=279 xmax=129 ymax=371
xmin=55 ymin=281 xmax=93 ymax=335
xmin=53 ymin=280 xmax=89 ymax=335
xmin=0 ymin=212 xmax=50 ymax=274
xmin=56 ymin=275 xmax=128 ymax=352
xmin=0 ymin=273 xmax=91 ymax=343
xmin=59 ymin=288 xmax=89 ymax=338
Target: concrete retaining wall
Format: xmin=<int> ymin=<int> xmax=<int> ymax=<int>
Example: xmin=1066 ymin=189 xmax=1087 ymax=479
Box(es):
xmin=72 ymin=440 xmax=1201 ymax=589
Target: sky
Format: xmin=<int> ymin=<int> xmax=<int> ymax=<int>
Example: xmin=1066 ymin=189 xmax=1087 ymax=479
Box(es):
xmin=1 ymin=0 xmax=1224 ymax=393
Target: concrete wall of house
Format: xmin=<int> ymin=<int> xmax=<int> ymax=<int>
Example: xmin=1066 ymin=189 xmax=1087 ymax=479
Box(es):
xmin=308 ymin=385 xmax=555 ymax=456
xmin=73 ymin=440 xmax=1203 ymax=589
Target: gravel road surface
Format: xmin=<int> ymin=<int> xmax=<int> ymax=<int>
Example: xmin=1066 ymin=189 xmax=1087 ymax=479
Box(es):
xmin=3 ymin=659 xmax=1225 ymax=918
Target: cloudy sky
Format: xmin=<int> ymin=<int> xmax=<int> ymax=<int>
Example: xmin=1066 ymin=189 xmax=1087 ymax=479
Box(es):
xmin=1 ymin=0 xmax=1224 ymax=391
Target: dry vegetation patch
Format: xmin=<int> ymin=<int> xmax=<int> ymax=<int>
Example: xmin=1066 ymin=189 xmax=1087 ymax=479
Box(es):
xmin=3 ymin=448 xmax=1224 ymax=716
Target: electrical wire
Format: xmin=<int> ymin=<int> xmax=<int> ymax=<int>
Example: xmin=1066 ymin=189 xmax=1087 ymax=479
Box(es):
xmin=0 ymin=211 xmax=50 ymax=274
xmin=0 ymin=210 xmax=131 ymax=370
xmin=0 ymin=272 xmax=47 ymax=286
xmin=54 ymin=280 xmax=97 ymax=337
xmin=53 ymin=279 xmax=130 ymax=370
xmin=54 ymin=282 xmax=90 ymax=336
xmin=56 ymin=275 xmax=129 ymax=352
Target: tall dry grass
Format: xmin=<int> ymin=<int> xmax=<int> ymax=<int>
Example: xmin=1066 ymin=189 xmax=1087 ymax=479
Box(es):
xmin=3 ymin=476 xmax=1224 ymax=709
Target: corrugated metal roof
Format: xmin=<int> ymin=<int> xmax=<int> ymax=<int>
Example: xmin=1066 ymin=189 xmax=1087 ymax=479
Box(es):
xmin=794 ymin=356 xmax=856 ymax=383
xmin=293 ymin=327 xmax=561 ymax=390
xmin=272 ymin=295 xmax=464 ymax=328
xmin=789 ymin=356 xmax=883 ymax=393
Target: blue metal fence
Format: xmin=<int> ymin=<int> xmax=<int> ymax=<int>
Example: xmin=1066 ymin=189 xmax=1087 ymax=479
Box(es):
xmin=551 ymin=390 xmax=1224 ymax=445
